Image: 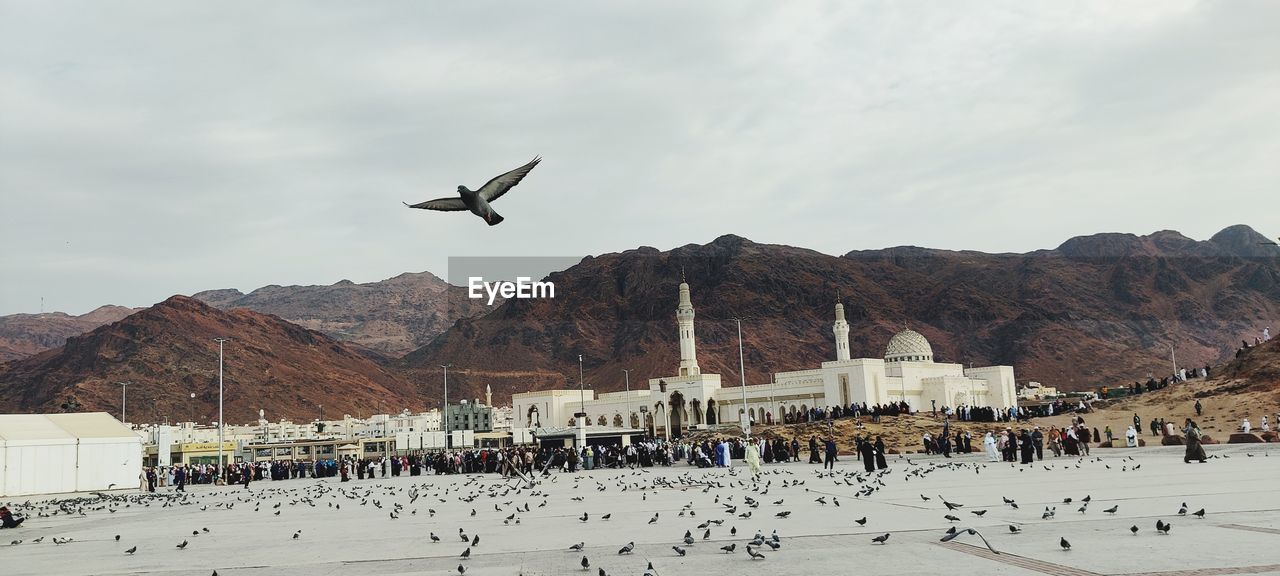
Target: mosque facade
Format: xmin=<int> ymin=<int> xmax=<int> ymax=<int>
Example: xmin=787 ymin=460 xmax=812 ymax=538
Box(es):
xmin=512 ymin=278 xmax=1017 ymax=438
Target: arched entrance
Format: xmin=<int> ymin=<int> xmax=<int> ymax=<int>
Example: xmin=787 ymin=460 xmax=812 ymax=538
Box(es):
xmin=706 ymin=399 xmax=718 ymax=425
xmin=669 ymin=391 xmax=685 ymax=436
xmin=690 ymin=398 xmax=702 ymax=426
xmin=526 ymin=405 xmax=540 ymax=428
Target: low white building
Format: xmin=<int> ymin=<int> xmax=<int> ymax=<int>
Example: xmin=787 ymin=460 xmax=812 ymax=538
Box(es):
xmin=514 ymin=278 xmax=1017 ymax=439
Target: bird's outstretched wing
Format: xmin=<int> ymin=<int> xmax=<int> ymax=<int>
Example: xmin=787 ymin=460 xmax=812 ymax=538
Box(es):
xmin=405 ymin=198 xmax=467 ymax=211
xmin=940 ymin=528 xmax=999 ymax=555
xmin=478 ymin=156 xmax=541 ymax=203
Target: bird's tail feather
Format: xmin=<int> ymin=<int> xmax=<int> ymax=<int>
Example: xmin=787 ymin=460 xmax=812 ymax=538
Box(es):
xmin=487 ymin=212 xmax=504 ymax=226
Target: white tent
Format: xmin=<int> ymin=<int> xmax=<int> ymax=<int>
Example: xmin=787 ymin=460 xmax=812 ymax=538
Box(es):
xmin=0 ymin=413 xmax=141 ymax=497
xmin=0 ymin=414 xmax=78 ymax=497
xmin=48 ymin=413 xmax=143 ymax=493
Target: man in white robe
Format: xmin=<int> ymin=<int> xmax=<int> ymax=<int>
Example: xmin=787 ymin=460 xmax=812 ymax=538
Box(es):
xmin=983 ymin=432 xmax=998 ymax=462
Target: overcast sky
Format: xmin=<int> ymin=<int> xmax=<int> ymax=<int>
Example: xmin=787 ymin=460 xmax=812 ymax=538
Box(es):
xmin=2 ymin=1 xmax=1277 ymax=316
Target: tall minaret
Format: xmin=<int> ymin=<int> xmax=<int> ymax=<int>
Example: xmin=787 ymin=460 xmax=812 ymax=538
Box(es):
xmin=676 ymin=270 xmax=700 ymax=376
xmin=485 ymin=383 xmax=492 ymax=407
xmin=833 ymin=293 xmax=851 ymax=361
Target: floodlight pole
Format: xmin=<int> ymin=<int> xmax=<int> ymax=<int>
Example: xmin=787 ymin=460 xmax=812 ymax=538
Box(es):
xmin=440 ymin=365 xmax=451 ymax=450
xmin=214 ymin=338 xmax=229 ymax=481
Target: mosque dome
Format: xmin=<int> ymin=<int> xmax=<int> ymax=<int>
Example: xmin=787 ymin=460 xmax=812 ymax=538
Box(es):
xmin=884 ymin=329 xmax=933 ymax=363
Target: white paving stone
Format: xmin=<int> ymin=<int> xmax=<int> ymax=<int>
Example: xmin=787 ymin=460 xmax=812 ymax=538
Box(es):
xmin=4 ymin=443 xmax=1279 ymax=576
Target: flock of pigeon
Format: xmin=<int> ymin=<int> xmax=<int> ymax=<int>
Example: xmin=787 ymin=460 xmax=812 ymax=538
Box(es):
xmin=0 ymin=451 xmax=1244 ymax=575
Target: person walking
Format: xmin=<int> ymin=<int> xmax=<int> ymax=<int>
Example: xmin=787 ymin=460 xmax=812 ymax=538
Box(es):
xmin=983 ymin=432 xmax=998 ymax=462
xmin=1183 ymin=419 xmax=1207 ymax=463
xmin=823 ymin=437 xmax=837 ymax=470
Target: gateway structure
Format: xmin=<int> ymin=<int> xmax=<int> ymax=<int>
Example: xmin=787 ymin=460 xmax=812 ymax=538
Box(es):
xmin=513 ymin=279 xmax=1016 ymax=439
xmin=0 ymin=412 xmax=142 ymax=497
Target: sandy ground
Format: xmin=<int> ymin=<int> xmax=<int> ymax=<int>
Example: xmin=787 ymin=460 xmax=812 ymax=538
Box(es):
xmin=742 ymin=375 xmax=1280 ymax=455
xmin=3 ymin=442 xmax=1280 ymax=576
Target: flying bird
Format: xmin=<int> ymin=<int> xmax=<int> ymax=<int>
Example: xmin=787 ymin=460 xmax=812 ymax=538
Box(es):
xmin=404 ymin=156 xmax=541 ymax=226
xmin=939 ymin=528 xmax=999 ymax=554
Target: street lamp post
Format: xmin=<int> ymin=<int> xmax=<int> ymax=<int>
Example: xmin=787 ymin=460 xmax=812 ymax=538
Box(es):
xmin=440 ymin=365 xmax=451 ymax=450
xmin=622 ymin=369 xmax=631 ymax=429
xmin=575 ymin=355 xmax=587 ymax=449
xmin=735 ymin=318 xmax=749 ymax=442
xmin=213 ymin=337 xmax=229 ymax=482
xmin=116 ymin=381 xmax=131 ymax=423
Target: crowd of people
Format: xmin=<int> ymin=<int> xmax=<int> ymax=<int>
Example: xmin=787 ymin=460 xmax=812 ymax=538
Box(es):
xmin=780 ymin=399 xmax=1030 ymax=426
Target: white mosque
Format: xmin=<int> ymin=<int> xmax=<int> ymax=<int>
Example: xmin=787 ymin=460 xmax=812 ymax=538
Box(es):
xmin=512 ymin=277 xmax=1017 ymax=438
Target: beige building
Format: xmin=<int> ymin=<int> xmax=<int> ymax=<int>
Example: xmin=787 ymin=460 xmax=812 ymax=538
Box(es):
xmin=514 ymin=278 xmax=1017 ymax=438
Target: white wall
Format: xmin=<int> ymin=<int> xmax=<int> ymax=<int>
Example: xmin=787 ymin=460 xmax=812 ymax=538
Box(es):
xmin=74 ymin=438 xmax=143 ymax=492
xmin=1 ymin=441 xmax=78 ymax=496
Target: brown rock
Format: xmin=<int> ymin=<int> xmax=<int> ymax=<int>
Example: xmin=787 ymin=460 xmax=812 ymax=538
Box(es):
xmin=1228 ymin=433 xmax=1265 ymax=444
xmin=1161 ymin=435 xmax=1185 ymax=446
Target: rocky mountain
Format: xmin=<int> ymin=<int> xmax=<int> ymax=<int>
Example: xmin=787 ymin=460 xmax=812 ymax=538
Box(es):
xmin=403 ymin=225 xmax=1280 ymax=404
xmin=0 ymin=296 xmax=424 ymax=423
xmin=0 ymin=306 xmax=139 ymax=363
xmin=192 ymin=271 xmax=492 ymax=357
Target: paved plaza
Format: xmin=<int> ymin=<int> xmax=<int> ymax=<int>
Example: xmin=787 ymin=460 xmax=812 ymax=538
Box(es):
xmin=4 ymin=443 xmax=1280 ymax=576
